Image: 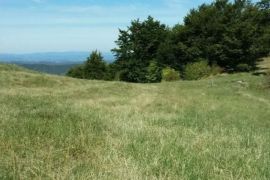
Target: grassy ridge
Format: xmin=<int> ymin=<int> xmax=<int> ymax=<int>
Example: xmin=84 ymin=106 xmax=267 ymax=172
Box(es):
xmin=0 ymin=63 xmax=270 ymax=179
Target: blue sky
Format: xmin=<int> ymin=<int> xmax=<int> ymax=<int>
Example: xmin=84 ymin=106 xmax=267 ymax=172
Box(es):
xmin=0 ymin=0 xmax=215 ymax=53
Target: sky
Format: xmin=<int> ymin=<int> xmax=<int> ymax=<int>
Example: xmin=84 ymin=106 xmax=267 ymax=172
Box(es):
xmin=0 ymin=0 xmax=215 ymax=54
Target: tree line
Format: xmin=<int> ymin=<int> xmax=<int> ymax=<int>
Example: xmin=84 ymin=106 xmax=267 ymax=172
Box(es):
xmin=67 ymin=0 xmax=270 ymax=83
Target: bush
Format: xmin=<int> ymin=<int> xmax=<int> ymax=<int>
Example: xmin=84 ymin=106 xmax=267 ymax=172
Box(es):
xmin=210 ymin=65 xmax=223 ymax=75
xmin=66 ymin=65 xmax=84 ymax=79
xmin=236 ymin=64 xmax=252 ymax=72
xmin=184 ymin=60 xmax=211 ymax=80
xmin=146 ymin=61 xmax=162 ymax=83
xmin=113 ymin=71 xmax=122 ymax=81
xmin=118 ymin=61 xmax=148 ymax=83
xmin=104 ymin=63 xmax=119 ymax=81
xmin=162 ymin=67 xmax=180 ymax=81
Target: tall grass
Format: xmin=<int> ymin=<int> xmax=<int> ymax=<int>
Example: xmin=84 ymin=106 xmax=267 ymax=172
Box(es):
xmin=0 ymin=64 xmax=270 ymax=179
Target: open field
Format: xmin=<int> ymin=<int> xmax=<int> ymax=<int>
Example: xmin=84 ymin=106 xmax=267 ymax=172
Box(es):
xmin=0 ymin=63 xmax=270 ymax=179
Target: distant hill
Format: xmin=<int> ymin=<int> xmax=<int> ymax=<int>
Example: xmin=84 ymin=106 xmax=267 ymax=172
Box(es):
xmin=19 ymin=63 xmax=79 ymax=75
xmin=0 ymin=51 xmax=114 ymax=75
xmin=0 ymin=51 xmax=114 ymax=64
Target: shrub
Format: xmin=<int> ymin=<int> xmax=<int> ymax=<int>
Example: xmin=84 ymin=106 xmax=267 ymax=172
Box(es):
xmin=118 ymin=61 xmax=148 ymax=83
xmin=66 ymin=65 xmax=84 ymax=79
xmin=236 ymin=64 xmax=252 ymax=72
xmin=113 ymin=71 xmax=122 ymax=81
xmin=210 ymin=65 xmax=223 ymax=75
xmin=104 ymin=63 xmax=118 ymax=81
xmin=146 ymin=61 xmax=162 ymax=83
xmin=162 ymin=67 xmax=180 ymax=81
xmin=184 ymin=60 xmax=211 ymax=80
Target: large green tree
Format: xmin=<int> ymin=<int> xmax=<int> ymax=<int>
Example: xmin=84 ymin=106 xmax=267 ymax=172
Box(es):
xmin=112 ymin=16 xmax=168 ymax=82
xmin=255 ymin=0 xmax=270 ymax=57
xmin=158 ymin=0 xmax=270 ymax=71
xmin=68 ymin=0 xmax=269 ymax=82
xmin=66 ymin=65 xmax=84 ymax=79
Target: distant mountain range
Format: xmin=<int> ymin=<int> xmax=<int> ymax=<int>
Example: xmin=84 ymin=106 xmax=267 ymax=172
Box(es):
xmin=19 ymin=63 xmax=80 ymax=75
xmin=0 ymin=51 xmax=114 ymax=64
xmin=0 ymin=51 xmax=115 ymax=75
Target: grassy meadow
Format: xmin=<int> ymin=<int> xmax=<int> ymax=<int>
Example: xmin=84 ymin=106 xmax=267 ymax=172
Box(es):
xmin=0 ymin=63 xmax=270 ymax=179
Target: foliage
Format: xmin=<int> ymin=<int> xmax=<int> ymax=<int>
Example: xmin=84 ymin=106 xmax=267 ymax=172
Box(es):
xmin=104 ymin=63 xmax=119 ymax=81
xmin=112 ymin=16 xmax=168 ymax=83
xmin=84 ymin=51 xmax=107 ymax=80
xmin=210 ymin=64 xmax=224 ymax=75
xmin=184 ymin=60 xmax=212 ymax=80
xmin=155 ymin=0 xmax=270 ymax=72
xmin=66 ymin=0 xmax=270 ymax=83
xmin=146 ymin=61 xmax=162 ymax=83
xmin=236 ymin=64 xmax=252 ymax=72
xmin=162 ymin=67 xmax=180 ymax=81
xmin=67 ymin=51 xmax=109 ymax=80
xmin=118 ymin=60 xmax=148 ymax=83
xmin=66 ymin=65 xmax=84 ymax=79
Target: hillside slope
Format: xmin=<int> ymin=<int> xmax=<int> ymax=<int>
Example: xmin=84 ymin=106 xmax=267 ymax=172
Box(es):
xmin=0 ymin=64 xmax=269 ymax=179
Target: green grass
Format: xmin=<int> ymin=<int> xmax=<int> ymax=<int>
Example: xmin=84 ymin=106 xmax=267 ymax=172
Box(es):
xmin=0 ymin=63 xmax=270 ymax=179
xmin=261 ymin=57 xmax=270 ymax=69
xmin=256 ymin=57 xmax=270 ymax=75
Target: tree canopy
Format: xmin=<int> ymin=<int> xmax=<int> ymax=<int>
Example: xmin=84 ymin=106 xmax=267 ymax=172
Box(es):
xmin=112 ymin=16 xmax=168 ymax=82
xmin=67 ymin=50 xmax=108 ymax=80
xmin=68 ymin=0 xmax=270 ymax=83
xmin=110 ymin=0 xmax=269 ymax=82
